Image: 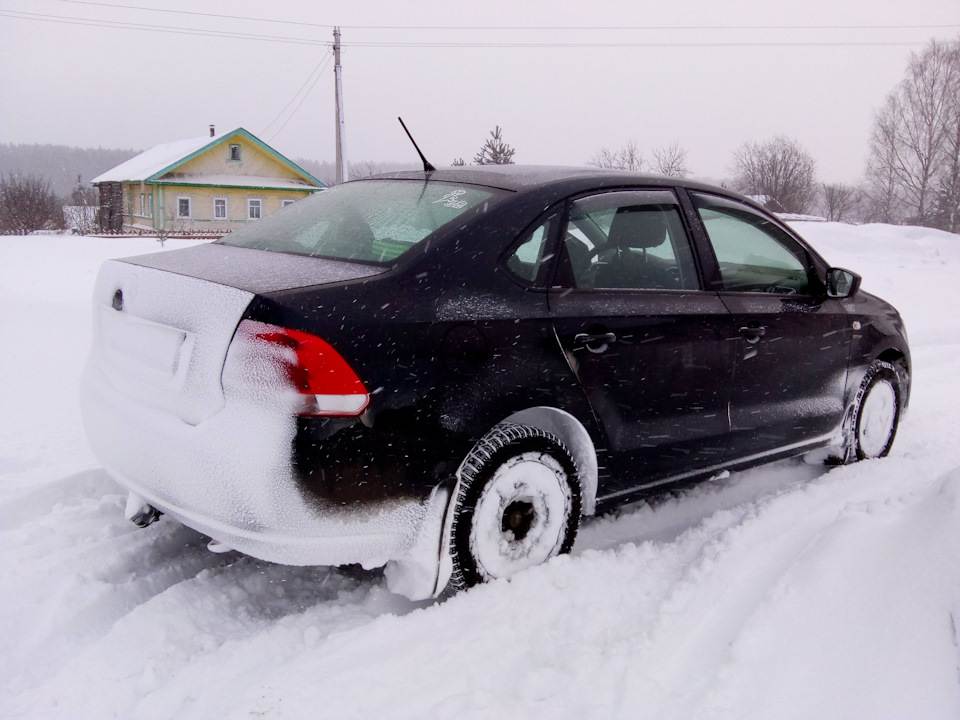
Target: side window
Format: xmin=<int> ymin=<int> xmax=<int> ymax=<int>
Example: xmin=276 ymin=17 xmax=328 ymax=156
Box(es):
xmin=176 ymin=196 xmax=192 ymax=219
xmin=504 ymin=215 xmax=557 ymax=285
xmin=559 ymin=190 xmax=699 ymax=290
xmin=693 ymin=193 xmax=814 ymax=294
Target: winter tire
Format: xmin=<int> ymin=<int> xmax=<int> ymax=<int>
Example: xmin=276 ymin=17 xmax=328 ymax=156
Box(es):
xmin=450 ymin=423 xmax=582 ymax=590
xmin=839 ymin=361 xmax=902 ymax=462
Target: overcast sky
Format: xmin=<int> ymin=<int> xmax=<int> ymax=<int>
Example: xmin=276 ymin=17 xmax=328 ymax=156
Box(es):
xmin=1 ymin=0 xmax=957 ymax=183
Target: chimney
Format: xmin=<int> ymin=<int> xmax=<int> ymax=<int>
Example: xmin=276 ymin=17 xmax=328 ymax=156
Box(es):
xmin=209 ymin=124 xmax=215 ymax=137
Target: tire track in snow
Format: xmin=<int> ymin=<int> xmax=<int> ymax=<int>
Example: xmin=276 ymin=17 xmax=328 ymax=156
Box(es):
xmin=0 ymin=469 xmax=422 ymax=719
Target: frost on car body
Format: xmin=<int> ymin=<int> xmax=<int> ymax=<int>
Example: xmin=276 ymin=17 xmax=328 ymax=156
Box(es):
xmin=82 ymin=257 xmax=452 ymax=599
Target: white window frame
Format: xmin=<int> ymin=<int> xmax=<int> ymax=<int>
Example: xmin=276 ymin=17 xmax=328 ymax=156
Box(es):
xmin=247 ymin=197 xmax=262 ymax=220
xmin=177 ymin=196 xmax=192 ymax=219
xmin=138 ymin=193 xmax=153 ymax=218
xmin=213 ymin=197 xmax=228 ymax=220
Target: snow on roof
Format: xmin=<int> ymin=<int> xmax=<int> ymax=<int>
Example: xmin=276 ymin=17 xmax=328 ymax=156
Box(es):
xmin=777 ymin=212 xmax=827 ymax=222
xmin=92 ymin=133 xmax=222 ymax=183
xmin=91 ymin=128 xmax=323 ymax=188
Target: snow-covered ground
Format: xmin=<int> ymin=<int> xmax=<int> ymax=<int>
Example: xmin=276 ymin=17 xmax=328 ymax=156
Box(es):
xmin=1 ymin=223 xmax=958 ymax=719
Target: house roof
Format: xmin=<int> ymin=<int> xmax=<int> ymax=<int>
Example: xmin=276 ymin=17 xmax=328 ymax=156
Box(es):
xmin=92 ymin=128 xmax=324 ymax=189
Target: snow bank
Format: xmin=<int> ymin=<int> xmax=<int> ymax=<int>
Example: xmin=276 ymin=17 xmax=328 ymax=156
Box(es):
xmin=1 ymin=224 xmax=958 ymax=719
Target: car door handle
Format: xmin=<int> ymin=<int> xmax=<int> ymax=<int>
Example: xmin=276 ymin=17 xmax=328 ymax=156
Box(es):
xmin=738 ymin=325 xmax=766 ymax=344
xmin=575 ymin=332 xmax=617 ymax=346
xmin=574 ymin=332 xmax=617 ymax=353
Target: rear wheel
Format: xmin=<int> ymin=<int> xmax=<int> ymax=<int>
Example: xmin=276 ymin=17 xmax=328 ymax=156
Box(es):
xmin=450 ymin=424 xmax=581 ymax=590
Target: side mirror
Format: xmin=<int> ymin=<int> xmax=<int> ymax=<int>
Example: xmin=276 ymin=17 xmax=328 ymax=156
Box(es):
xmin=826 ymin=268 xmax=861 ymax=298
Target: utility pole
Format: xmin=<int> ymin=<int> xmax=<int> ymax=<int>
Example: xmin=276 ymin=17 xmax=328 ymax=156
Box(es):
xmin=333 ymin=27 xmax=348 ymax=184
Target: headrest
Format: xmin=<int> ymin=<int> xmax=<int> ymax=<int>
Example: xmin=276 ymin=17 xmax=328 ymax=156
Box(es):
xmin=607 ymin=207 xmax=667 ymax=250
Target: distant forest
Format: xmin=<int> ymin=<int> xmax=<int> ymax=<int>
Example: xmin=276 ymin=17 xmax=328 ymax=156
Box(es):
xmin=0 ymin=143 xmax=140 ymax=198
xmin=0 ymin=142 xmax=418 ymax=198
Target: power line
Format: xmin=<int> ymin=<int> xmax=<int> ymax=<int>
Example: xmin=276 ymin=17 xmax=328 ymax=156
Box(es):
xmin=53 ymin=0 xmax=337 ymax=30
xmin=41 ymin=1 xmax=960 ymax=33
xmin=341 ymin=23 xmax=960 ymax=31
xmin=0 ymin=9 xmax=329 ymax=46
xmin=263 ymin=52 xmax=334 ymax=143
xmin=2 ymin=10 xmax=944 ymax=49
xmin=5 ymin=6 xmax=955 ymax=49
xmin=347 ymin=40 xmax=934 ymax=48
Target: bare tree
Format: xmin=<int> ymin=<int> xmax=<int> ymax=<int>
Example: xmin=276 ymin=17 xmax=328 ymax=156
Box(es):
xmin=865 ymin=37 xmax=960 ymax=228
xmin=588 ymin=139 xmax=643 ymax=171
xmin=0 ymin=173 xmax=65 ymax=235
xmin=820 ymin=183 xmax=862 ymax=223
xmin=474 ymin=126 xmax=516 ymax=165
xmin=932 ymin=112 xmax=960 ymax=232
xmin=932 ymin=40 xmax=960 ymax=233
xmin=650 ymin=142 xmax=690 ymax=178
xmin=451 ymin=157 xmax=466 ymax=166
xmin=349 ymin=161 xmax=381 ymax=180
xmin=731 ymin=135 xmax=817 ymax=214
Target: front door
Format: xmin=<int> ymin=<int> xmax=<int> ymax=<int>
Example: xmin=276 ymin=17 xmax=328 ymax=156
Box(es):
xmin=690 ymin=192 xmax=851 ymax=458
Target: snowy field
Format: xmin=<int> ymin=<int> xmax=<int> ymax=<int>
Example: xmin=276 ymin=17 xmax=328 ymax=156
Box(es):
xmin=1 ymin=222 xmax=959 ymax=719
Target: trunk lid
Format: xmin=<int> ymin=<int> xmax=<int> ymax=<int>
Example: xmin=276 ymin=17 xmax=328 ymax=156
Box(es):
xmin=88 ymin=243 xmax=384 ymax=425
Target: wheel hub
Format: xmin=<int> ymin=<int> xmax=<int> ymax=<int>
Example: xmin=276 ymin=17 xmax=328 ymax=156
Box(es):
xmin=502 ymin=500 xmax=535 ymax=540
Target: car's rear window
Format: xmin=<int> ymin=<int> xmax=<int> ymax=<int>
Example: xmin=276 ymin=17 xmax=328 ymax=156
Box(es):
xmin=219 ymin=179 xmax=503 ymax=264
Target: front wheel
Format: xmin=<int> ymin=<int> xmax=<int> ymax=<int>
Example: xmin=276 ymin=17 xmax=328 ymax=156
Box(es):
xmin=450 ymin=424 xmax=581 ymax=590
xmin=841 ymin=361 xmax=902 ymax=462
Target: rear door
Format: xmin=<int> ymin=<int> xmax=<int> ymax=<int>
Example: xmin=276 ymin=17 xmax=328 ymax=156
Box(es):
xmin=689 ymin=192 xmax=851 ymax=457
xmin=548 ymin=189 xmax=735 ymax=500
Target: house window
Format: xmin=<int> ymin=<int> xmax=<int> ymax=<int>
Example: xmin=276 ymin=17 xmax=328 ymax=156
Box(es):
xmin=138 ymin=193 xmax=153 ymax=217
xmin=247 ymin=198 xmax=262 ymax=220
xmin=229 ymin=144 xmax=242 ymax=162
xmin=213 ymin=197 xmax=227 ymax=219
xmin=177 ymin=196 xmax=192 ymax=219
xmin=282 ymin=198 xmax=296 ymax=208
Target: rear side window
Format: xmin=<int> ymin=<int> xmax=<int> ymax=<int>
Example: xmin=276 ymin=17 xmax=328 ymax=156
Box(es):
xmin=692 ymin=193 xmax=815 ymax=294
xmin=504 ymin=214 xmax=558 ymax=285
xmin=221 ymin=180 xmax=503 ymax=264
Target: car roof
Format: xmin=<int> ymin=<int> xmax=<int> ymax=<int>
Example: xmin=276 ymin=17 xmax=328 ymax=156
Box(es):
xmin=365 ymin=165 xmax=733 ymax=196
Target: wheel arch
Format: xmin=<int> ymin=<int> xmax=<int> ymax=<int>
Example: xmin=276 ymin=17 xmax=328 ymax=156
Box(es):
xmin=497 ymin=406 xmax=599 ymax=515
xmin=875 ymin=346 xmax=911 ymax=411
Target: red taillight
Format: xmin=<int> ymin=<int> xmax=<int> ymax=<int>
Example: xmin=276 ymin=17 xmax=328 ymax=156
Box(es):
xmin=238 ymin=320 xmax=370 ymax=417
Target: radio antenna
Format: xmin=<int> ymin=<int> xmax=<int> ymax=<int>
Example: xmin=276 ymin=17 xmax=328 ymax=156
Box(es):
xmin=398 ymin=117 xmax=436 ymax=172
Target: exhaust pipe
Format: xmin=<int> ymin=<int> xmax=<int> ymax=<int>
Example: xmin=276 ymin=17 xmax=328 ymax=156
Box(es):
xmin=124 ymin=491 xmax=162 ymax=528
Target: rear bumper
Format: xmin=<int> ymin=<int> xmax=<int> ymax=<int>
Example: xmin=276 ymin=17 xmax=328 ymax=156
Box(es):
xmin=81 ymin=357 xmax=448 ymax=591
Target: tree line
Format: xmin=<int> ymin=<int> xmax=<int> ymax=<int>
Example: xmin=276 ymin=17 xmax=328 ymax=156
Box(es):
xmin=581 ymin=36 xmax=958 ymax=231
xmin=459 ymin=35 xmax=958 ymax=231
xmin=2 ymin=36 xmax=956 ymax=235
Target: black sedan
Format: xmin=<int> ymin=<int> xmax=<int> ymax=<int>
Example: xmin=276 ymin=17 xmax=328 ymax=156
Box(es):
xmin=81 ymin=166 xmax=910 ymax=600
